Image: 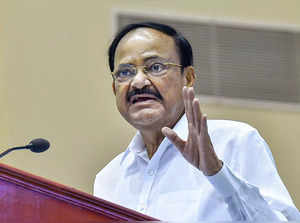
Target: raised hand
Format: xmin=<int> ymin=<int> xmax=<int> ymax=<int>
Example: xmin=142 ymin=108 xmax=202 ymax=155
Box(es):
xmin=162 ymin=87 xmax=222 ymax=176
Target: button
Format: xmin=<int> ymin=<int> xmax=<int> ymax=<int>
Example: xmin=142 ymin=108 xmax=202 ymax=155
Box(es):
xmin=148 ymin=169 xmax=155 ymax=176
xmin=139 ymin=202 xmax=146 ymax=212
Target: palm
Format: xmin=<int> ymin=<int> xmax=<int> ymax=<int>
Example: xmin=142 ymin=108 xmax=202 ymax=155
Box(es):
xmin=162 ymin=87 xmax=222 ymax=176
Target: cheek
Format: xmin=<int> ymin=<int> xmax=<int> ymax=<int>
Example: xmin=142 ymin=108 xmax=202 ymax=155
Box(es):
xmin=115 ymin=84 xmax=128 ymax=106
xmin=115 ymin=84 xmax=127 ymax=96
xmin=158 ymin=76 xmax=184 ymax=101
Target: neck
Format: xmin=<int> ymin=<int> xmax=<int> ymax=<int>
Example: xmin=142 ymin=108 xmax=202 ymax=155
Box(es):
xmin=139 ymin=111 xmax=185 ymax=159
xmin=140 ymin=129 xmax=164 ymax=159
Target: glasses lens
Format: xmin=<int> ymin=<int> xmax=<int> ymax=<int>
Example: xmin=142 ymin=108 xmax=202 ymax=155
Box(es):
xmin=114 ymin=65 xmax=135 ymax=81
xmin=146 ymin=63 xmax=167 ymax=76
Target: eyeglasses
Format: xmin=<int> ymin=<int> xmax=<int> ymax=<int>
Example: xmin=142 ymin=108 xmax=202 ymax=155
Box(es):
xmin=111 ymin=62 xmax=182 ymax=82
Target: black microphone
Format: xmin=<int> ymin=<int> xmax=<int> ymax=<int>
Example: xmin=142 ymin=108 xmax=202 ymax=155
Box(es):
xmin=0 ymin=138 xmax=50 ymax=159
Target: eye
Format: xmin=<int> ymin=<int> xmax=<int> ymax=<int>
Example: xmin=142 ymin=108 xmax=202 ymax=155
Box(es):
xmin=148 ymin=63 xmax=166 ymax=74
xmin=115 ymin=68 xmax=134 ymax=78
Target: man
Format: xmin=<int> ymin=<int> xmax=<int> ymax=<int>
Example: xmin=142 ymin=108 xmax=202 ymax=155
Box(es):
xmin=94 ymin=22 xmax=300 ymax=221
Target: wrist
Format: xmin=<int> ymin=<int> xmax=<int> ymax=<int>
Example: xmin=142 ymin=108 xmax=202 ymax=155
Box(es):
xmin=203 ymin=160 xmax=223 ymax=176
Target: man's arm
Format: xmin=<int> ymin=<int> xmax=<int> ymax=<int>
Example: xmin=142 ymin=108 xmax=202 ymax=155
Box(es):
xmin=162 ymin=86 xmax=300 ymax=221
xmin=162 ymin=86 xmax=222 ymax=176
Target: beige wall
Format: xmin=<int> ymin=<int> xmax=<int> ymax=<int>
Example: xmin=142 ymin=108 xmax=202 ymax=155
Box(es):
xmin=1 ymin=0 xmax=300 ymax=209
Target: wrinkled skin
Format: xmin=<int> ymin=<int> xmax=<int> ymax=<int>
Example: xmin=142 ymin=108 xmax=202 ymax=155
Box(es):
xmin=113 ymin=28 xmax=188 ymax=133
xmin=112 ymin=28 xmax=222 ymax=175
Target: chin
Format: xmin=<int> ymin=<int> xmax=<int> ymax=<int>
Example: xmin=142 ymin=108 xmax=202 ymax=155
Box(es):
xmin=127 ymin=109 xmax=165 ymax=130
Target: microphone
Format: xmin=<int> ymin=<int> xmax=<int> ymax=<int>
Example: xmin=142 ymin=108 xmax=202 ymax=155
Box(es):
xmin=0 ymin=138 xmax=50 ymax=159
xmin=26 ymin=138 xmax=50 ymax=153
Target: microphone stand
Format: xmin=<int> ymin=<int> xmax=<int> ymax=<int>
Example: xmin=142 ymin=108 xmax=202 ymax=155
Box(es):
xmin=0 ymin=146 xmax=30 ymax=158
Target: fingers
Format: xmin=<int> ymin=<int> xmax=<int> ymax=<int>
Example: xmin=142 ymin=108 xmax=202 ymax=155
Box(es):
xmin=193 ymin=98 xmax=202 ymax=133
xmin=199 ymin=114 xmax=213 ymax=153
xmin=201 ymin=114 xmax=208 ymax=137
xmin=162 ymin=127 xmax=185 ymax=151
xmin=183 ymin=86 xmax=202 ymax=133
xmin=183 ymin=87 xmax=195 ymax=126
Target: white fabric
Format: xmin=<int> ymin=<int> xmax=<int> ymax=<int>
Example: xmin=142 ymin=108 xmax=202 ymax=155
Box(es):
xmin=94 ymin=114 xmax=300 ymax=221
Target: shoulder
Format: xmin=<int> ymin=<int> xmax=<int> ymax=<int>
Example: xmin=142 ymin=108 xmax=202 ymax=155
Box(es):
xmin=208 ymin=119 xmax=256 ymax=132
xmin=95 ymin=152 xmax=125 ymax=180
xmin=207 ymin=120 xmax=274 ymax=161
xmin=208 ymin=120 xmax=275 ymax=167
xmin=207 ymin=119 xmax=261 ymax=142
xmin=94 ymin=152 xmax=125 ymax=198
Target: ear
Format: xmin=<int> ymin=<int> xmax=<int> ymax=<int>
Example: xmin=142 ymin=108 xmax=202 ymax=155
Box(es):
xmin=112 ymin=81 xmax=116 ymax=95
xmin=183 ymin=66 xmax=195 ymax=87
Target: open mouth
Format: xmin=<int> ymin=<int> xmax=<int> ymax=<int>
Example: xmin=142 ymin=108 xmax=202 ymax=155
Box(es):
xmin=130 ymin=94 xmax=159 ymax=104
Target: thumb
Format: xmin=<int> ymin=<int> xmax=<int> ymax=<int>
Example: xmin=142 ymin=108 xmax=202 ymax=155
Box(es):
xmin=162 ymin=127 xmax=185 ymax=151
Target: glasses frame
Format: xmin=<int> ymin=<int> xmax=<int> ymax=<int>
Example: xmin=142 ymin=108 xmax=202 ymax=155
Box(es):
xmin=111 ymin=62 xmax=182 ymax=82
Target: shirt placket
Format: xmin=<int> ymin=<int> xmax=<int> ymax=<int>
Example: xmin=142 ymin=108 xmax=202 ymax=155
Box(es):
xmin=137 ymin=161 xmax=158 ymax=213
xmin=136 ymin=139 xmax=171 ymax=214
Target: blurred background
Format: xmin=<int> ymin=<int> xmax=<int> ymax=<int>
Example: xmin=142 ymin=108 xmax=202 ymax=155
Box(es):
xmin=1 ymin=0 xmax=299 ymax=209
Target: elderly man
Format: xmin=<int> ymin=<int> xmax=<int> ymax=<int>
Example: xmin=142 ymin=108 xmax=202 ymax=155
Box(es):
xmin=94 ymin=22 xmax=299 ymax=221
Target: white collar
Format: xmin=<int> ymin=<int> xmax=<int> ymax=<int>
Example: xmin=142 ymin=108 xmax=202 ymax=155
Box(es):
xmin=120 ymin=113 xmax=188 ymax=165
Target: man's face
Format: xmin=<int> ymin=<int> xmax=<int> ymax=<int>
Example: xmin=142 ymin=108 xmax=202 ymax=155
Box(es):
xmin=113 ymin=28 xmax=191 ymax=131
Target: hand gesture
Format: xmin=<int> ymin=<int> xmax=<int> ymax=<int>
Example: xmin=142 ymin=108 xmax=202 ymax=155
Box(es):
xmin=162 ymin=87 xmax=222 ymax=176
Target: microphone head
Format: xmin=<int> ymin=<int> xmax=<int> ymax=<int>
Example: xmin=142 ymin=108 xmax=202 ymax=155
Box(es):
xmin=28 ymin=138 xmax=50 ymax=153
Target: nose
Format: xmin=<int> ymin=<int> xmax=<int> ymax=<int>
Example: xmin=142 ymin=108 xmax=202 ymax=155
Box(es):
xmin=130 ymin=68 xmax=151 ymax=89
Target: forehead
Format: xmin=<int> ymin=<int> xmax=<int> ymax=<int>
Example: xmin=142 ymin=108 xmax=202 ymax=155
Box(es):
xmin=114 ymin=28 xmax=179 ymax=65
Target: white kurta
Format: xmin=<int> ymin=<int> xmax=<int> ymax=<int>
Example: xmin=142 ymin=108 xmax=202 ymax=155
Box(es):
xmin=94 ymin=114 xmax=300 ymax=221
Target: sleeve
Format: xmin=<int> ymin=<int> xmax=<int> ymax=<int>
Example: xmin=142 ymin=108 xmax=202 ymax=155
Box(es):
xmin=207 ymin=129 xmax=300 ymax=221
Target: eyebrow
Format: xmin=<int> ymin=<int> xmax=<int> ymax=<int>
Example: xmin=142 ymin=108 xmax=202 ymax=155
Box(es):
xmin=143 ymin=56 xmax=166 ymax=63
xmin=117 ymin=56 xmax=167 ymax=68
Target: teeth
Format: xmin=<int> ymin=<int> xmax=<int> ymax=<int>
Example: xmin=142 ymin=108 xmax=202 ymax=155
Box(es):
xmin=132 ymin=97 xmax=155 ymax=104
